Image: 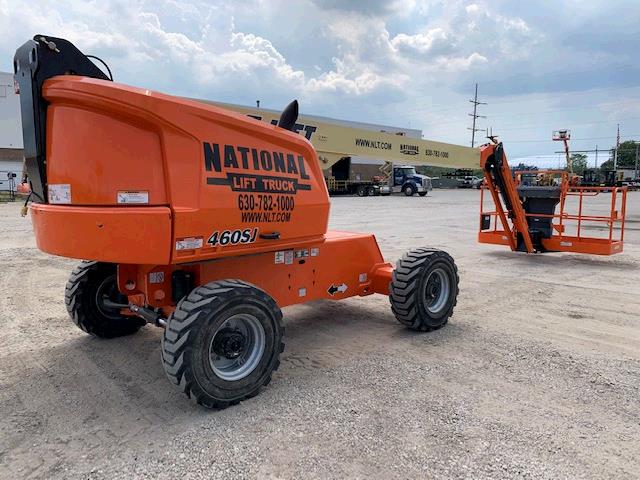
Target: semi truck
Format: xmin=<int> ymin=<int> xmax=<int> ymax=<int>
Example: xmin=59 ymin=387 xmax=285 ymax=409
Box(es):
xmin=379 ymin=164 xmax=432 ymax=196
xmin=326 ymin=157 xmax=432 ymax=196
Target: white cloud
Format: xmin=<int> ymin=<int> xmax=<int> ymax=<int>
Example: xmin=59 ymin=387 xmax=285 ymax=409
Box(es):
xmin=391 ymin=28 xmax=452 ymax=56
xmin=1 ymin=0 xmax=636 ymax=158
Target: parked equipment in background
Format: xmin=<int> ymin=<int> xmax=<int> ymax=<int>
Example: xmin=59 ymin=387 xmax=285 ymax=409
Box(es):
xmin=0 ymin=171 xmax=17 ymax=202
xmin=457 ymin=175 xmax=483 ymax=189
xmin=553 ymin=129 xmax=572 ymax=173
xmin=327 ymin=159 xmax=432 ymax=197
xmin=582 ymin=168 xmax=624 ymax=188
xmin=478 ymin=140 xmax=627 ymax=255
xmin=15 ymin=35 xmax=461 ymax=409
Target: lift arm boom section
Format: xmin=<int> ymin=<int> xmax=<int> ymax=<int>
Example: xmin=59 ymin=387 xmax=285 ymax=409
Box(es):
xmin=196 ymin=100 xmax=481 ymax=171
xmin=480 ymin=143 xmax=534 ymax=253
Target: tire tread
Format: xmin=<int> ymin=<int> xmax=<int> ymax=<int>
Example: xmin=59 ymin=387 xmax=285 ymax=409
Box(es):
xmin=389 ymin=249 xmax=459 ymax=331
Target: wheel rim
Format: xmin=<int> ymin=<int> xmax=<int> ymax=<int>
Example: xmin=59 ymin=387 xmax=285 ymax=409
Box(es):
xmin=95 ymin=274 xmax=127 ymax=320
xmin=423 ymin=268 xmax=450 ymax=315
xmin=209 ymin=314 xmax=266 ymax=381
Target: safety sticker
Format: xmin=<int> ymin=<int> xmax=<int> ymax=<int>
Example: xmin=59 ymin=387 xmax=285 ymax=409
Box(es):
xmin=298 ymin=288 xmax=307 ymax=297
xmin=295 ymin=249 xmax=309 ymax=259
xmin=560 ymin=241 xmax=573 ymax=247
xmin=149 ymin=271 xmax=164 ymax=284
xmin=176 ymin=237 xmax=203 ymax=251
xmin=117 ymin=191 xmax=149 ymax=204
xmin=327 ymin=283 xmax=348 ymax=296
xmin=310 ymin=248 xmax=319 ymax=257
xmin=48 ymin=184 xmax=71 ymax=204
xmin=284 ymin=251 xmax=294 ymax=265
xmin=358 ymin=273 xmax=368 ymax=282
xmin=275 ymin=251 xmax=285 ymax=264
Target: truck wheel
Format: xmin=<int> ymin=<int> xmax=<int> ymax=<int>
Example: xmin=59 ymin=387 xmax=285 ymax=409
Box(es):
xmin=65 ymin=261 xmax=145 ymax=338
xmin=356 ymin=185 xmax=367 ymax=197
xmin=161 ymin=280 xmax=284 ymax=409
xmin=367 ymin=186 xmax=376 ymax=196
xmin=418 ymin=192 xmax=428 ymax=197
xmin=403 ymin=184 xmax=416 ymax=196
xmin=389 ymin=249 xmax=459 ymax=331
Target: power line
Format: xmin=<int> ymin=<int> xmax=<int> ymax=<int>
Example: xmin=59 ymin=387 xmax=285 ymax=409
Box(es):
xmin=467 ymin=83 xmax=486 ymax=147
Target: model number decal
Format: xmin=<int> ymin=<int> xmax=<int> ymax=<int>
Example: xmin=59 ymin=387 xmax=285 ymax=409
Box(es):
xmin=207 ymin=228 xmax=258 ymax=246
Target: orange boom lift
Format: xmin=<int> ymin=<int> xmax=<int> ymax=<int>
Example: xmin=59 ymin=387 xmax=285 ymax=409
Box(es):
xmin=478 ymin=137 xmax=627 ymax=255
xmin=15 ymin=36 xmax=461 ymax=408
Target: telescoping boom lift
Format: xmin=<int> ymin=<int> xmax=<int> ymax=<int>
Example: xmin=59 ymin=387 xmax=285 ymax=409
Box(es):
xmin=14 ymin=36 xmax=626 ymax=409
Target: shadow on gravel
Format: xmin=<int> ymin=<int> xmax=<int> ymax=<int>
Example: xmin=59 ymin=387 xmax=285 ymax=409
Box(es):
xmin=483 ymin=249 xmax=638 ymax=270
xmin=3 ymin=298 xmax=466 ymax=422
xmin=1 ymin=295 xmax=468 ymax=479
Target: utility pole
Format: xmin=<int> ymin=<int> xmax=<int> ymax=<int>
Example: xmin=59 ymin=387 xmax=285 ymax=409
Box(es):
xmin=635 ymin=142 xmax=639 ymax=179
xmin=614 ymin=123 xmax=620 ymax=169
xmin=467 ymin=83 xmax=486 ymax=147
xmin=595 ymin=145 xmax=598 ymax=169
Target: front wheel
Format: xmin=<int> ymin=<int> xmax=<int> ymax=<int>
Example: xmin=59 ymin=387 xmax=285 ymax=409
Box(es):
xmin=418 ymin=192 xmax=428 ymax=197
xmin=389 ymin=249 xmax=459 ymax=331
xmin=403 ymin=184 xmax=416 ymax=196
xmin=161 ymin=280 xmax=284 ymax=409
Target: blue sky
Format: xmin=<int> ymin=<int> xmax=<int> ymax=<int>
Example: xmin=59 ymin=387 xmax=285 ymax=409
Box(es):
xmin=1 ymin=0 xmax=639 ymax=167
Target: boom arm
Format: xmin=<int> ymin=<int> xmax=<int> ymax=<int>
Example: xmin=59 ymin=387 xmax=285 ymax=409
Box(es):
xmin=195 ymin=100 xmax=481 ymax=171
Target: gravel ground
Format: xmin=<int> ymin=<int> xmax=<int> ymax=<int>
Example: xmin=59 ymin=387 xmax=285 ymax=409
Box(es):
xmin=1 ymin=189 xmax=639 ymax=479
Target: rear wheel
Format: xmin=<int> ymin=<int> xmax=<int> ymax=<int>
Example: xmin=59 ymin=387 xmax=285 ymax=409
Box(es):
xmin=389 ymin=249 xmax=459 ymax=331
xmin=367 ymin=186 xmax=376 ymax=196
xmin=356 ymin=185 xmax=367 ymax=197
xmin=65 ymin=261 xmax=145 ymax=338
xmin=161 ymin=280 xmax=284 ymax=409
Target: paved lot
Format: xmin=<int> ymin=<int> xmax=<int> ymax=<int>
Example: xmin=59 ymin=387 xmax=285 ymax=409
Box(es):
xmin=1 ymin=189 xmax=639 ymax=479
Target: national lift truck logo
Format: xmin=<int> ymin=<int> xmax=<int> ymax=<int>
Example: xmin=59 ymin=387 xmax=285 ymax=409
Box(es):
xmin=400 ymin=144 xmax=419 ymax=155
xmin=203 ymin=143 xmax=312 ymax=194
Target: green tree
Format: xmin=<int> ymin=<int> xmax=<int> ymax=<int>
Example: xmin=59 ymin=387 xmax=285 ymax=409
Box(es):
xmin=604 ymin=140 xmax=638 ymax=169
xmin=599 ymin=159 xmax=614 ymax=170
xmin=569 ymin=153 xmax=588 ymax=174
xmin=512 ymin=163 xmax=538 ymax=171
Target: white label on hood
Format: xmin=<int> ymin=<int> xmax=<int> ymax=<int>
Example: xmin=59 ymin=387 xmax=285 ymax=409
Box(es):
xmin=117 ymin=191 xmax=149 ymax=204
xmin=48 ymin=184 xmax=71 ymax=204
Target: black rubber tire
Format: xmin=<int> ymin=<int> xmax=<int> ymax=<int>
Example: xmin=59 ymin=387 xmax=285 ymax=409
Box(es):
xmin=65 ymin=261 xmax=145 ymax=338
xmin=161 ymin=279 xmax=284 ymax=409
xmin=367 ymin=186 xmax=376 ymax=196
xmin=389 ymin=249 xmax=459 ymax=331
xmin=418 ymin=192 xmax=428 ymax=197
xmin=403 ymin=184 xmax=416 ymax=196
xmin=356 ymin=185 xmax=367 ymax=197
